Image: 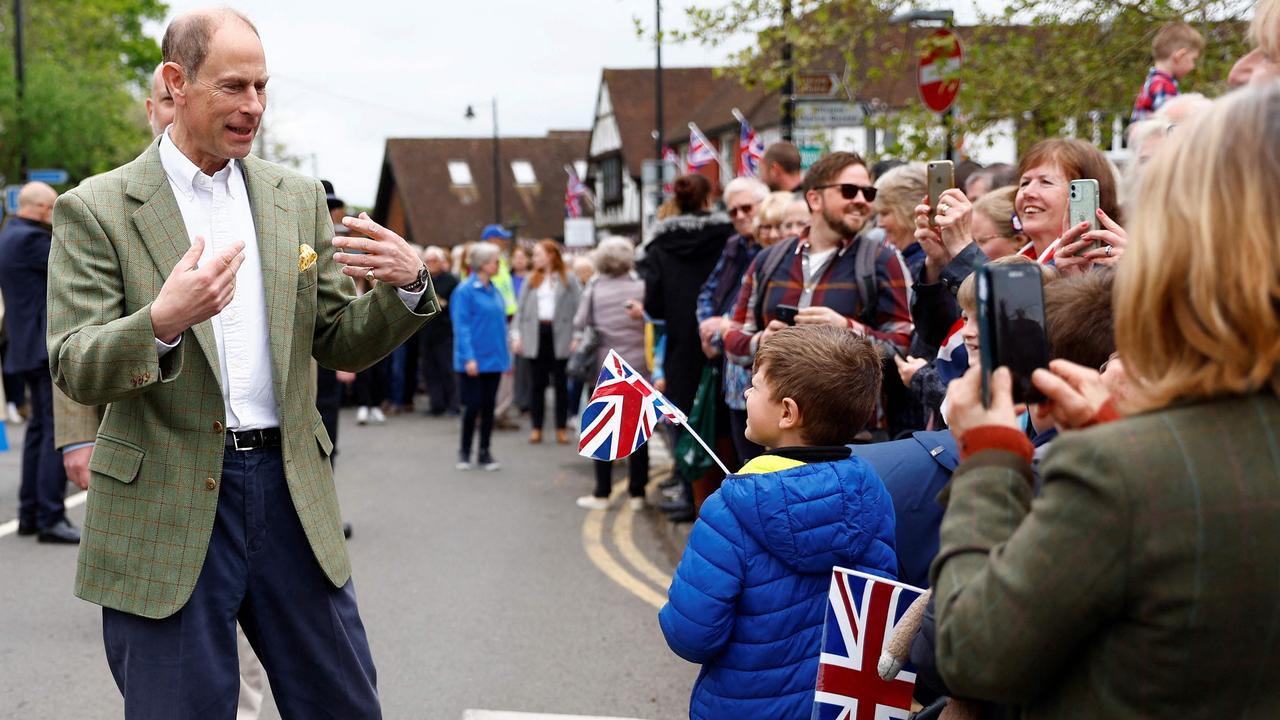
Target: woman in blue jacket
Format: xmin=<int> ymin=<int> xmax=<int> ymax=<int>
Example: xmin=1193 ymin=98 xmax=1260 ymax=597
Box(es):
xmin=451 ymin=242 xmax=511 ymax=471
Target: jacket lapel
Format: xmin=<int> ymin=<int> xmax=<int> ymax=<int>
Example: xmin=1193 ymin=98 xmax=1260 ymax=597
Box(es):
xmin=240 ymin=155 xmax=298 ymax=400
xmin=126 ymin=140 xmax=223 ymax=383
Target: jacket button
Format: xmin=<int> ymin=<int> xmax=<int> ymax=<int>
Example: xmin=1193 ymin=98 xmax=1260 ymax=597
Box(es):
xmin=213 ymin=421 xmax=224 ymax=433
xmin=205 ymin=478 xmax=217 ymax=491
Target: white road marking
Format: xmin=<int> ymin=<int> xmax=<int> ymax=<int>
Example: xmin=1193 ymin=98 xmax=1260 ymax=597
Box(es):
xmin=463 ymin=707 xmax=650 ymax=712
xmin=0 ymin=490 xmax=87 ymax=538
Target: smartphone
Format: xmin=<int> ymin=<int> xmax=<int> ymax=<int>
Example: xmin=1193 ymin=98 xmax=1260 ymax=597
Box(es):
xmin=926 ymin=160 xmax=954 ymax=226
xmin=774 ymin=304 xmax=799 ymax=326
xmin=976 ymin=263 xmax=1050 ymax=407
xmin=1068 ymin=179 xmax=1101 ymax=253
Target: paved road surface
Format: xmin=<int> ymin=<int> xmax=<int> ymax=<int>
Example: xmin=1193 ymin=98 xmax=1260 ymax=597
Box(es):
xmin=0 ymin=409 xmax=695 ymax=719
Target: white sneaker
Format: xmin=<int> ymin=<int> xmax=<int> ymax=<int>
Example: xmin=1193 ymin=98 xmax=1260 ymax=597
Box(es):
xmin=370 ymin=407 xmax=387 ymax=424
xmin=576 ymin=495 xmax=609 ymax=510
xmin=628 ymin=497 xmax=647 ymax=512
xmin=456 ymin=451 xmax=473 ymax=471
xmin=6 ymin=402 xmax=23 ymax=424
xmin=356 ymin=406 xmax=370 ymax=425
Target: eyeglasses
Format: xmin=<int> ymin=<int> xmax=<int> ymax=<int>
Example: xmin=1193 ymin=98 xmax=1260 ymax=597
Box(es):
xmin=812 ymin=183 xmax=877 ymax=202
xmin=1099 ymin=352 xmax=1120 ymax=374
xmin=728 ymin=203 xmax=756 ymax=218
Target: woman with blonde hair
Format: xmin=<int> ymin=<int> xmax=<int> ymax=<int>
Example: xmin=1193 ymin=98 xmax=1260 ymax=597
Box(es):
xmin=874 ymin=162 xmax=928 ymax=279
xmin=934 ymin=83 xmax=1280 ymax=716
xmin=968 ymin=186 xmax=1022 ymax=260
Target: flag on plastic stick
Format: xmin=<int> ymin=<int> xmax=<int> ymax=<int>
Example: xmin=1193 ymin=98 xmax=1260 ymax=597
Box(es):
xmin=579 ymin=350 xmax=685 ymax=462
xmin=813 ymin=567 xmax=926 ymax=720
xmin=733 ymin=108 xmax=764 ymax=178
xmin=662 ymin=146 xmax=680 ymax=194
xmin=686 ymin=123 xmax=719 ymax=172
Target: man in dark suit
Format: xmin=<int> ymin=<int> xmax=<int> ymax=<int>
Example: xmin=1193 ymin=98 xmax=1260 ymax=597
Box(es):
xmin=0 ymin=182 xmax=80 ymax=543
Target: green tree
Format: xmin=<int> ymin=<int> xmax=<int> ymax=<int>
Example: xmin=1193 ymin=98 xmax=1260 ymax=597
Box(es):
xmin=0 ymin=0 xmax=167 ymax=188
xmin=663 ymin=0 xmax=1252 ymax=160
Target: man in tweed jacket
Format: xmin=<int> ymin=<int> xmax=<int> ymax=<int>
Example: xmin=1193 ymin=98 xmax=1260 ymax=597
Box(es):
xmin=46 ymin=9 xmax=436 ymax=718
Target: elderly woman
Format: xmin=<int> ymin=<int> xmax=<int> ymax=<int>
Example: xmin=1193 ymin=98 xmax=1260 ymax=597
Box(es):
xmin=934 ymin=83 xmax=1280 ymax=717
xmin=512 ymin=240 xmax=580 ymax=444
xmin=573 ymin=237 xmax=647 ymax=511
xmin=874 ymin=162 xmax=928 ymax=279
xmin=451 ymin=242 xmax=511 ymax=471
xmin=969 ymin=186 xmax=1022 ymax=260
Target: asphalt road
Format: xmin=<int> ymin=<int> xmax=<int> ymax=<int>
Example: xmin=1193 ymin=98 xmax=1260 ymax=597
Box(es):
xmin=0 ymin=409 xmax=695 ymax=719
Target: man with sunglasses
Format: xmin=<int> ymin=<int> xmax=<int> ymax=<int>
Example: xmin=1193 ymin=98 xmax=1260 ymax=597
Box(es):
xmin=724 ymin=152 xmax=913 ymax=437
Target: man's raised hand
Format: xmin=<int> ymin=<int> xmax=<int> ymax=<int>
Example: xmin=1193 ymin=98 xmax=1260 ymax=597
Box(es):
xmin=150 ymin=236 xmax=246 ymax=344
xmin=333 ymin=212 xmax=423 ymax=287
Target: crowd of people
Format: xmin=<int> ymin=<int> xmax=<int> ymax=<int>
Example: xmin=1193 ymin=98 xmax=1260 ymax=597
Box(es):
xmin=2 ymin=3 xmax=1278 ymax=719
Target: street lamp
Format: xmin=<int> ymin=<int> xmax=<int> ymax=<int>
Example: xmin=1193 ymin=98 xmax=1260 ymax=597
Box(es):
xmin=465 ymin=98 xmax=501 ymax=225
xmin=889 ymin=7 xmax=956 ymax=161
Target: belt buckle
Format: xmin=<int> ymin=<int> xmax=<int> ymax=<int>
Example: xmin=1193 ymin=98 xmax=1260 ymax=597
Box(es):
xmin=230 ymin=432 xmax=257 ymax=452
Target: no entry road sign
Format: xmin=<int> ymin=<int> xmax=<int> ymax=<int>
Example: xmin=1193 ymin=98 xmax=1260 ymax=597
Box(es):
xmin=917 ymin=28 xmax=963 ymax=114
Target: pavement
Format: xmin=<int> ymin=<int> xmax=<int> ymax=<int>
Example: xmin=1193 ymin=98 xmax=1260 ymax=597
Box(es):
xmin=0 ymin=408 xmax=698 ymax=719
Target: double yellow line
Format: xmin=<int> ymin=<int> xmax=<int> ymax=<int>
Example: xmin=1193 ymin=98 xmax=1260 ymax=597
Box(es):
xmin=580 ymin=481 xmax=676 ymax=610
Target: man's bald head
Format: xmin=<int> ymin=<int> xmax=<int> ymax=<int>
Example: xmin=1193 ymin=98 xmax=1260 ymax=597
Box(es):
xmin=161 ymin=7 xmax=259 ymax=81
xmin=16 ymin=182 xmax=56 ymax=224
xmin=146 ymin=63 xmax=175 ymax=137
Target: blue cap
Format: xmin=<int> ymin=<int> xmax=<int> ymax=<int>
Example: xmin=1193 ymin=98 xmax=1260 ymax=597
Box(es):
xmin=480 ymin=224 xmax=512 ymax=240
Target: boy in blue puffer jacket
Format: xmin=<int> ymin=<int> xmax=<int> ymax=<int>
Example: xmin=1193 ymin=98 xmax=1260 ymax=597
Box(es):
xmin=659 ymin=325 xmax=899 ymax=720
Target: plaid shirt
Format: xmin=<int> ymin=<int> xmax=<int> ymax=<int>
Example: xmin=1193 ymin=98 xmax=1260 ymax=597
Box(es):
xmin=1131 ymin=67 xmax=1179 ymax=122
xmin=723 ymin=233 xmax=913 ymax=363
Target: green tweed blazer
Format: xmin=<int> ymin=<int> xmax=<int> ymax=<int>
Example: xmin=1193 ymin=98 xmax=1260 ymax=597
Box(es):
xmin=931 ymin=392 xmax=1280 ymax=718
xmin=47 ymin=139 xmax=439 ymax=619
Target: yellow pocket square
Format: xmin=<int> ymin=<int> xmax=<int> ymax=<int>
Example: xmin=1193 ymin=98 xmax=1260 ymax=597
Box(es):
xmin=298 ymin=244 xmax=318 ymax=272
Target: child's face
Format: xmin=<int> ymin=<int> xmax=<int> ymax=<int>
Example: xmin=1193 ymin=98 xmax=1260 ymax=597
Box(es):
xmin=744 ymin=367 xmax=785 ymax=448
xmin=960 ymin=308 xmax=980 ymax=358
xmin=1172 ymin=47 xmax=1200 ymax=79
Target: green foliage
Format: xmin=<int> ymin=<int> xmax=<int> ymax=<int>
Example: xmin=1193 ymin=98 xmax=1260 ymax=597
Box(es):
xmin=0 ymin=0 xmax=167 ymax=187
xmin=660 ymin=0 xmax=1252 ymax=160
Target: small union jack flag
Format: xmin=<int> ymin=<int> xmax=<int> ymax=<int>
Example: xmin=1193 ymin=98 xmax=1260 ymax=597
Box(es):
xmin=662 ymin=146 xmax=680 ymax=195
xmin=579 ymin=350 xmax=686 ymax=462
xmin=565 ymin=166 xmax=589 ymax=218
xmin=735 ymin=111 xmax=765 ymax=178
xmin=813 ymin=568 xmax=925 ymax=720
xmin=686 ymin=123 xmax=718 ymax=173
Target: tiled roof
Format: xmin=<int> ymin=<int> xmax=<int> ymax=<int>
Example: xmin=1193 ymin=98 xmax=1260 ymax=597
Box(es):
xmin=373 ymin=132 xmax=590 ymax=247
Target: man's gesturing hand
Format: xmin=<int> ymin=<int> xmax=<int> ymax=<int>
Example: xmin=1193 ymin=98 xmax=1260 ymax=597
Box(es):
xmin=150 ymin=237 xmax=246 ymax=344
xmin=333 ymin=212 xmax=423 ymax=287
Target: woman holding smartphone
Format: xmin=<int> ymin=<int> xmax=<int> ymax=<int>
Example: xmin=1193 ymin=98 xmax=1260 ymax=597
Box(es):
xmin=933 ymin=84 xmax=1280 ymax=717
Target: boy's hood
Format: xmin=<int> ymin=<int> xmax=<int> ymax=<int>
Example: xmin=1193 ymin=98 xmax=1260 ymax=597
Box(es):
xmin=719 ymin=456 xmax=890 ymax=574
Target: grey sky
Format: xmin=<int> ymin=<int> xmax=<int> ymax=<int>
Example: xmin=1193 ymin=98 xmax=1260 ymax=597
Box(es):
xmin=151 ymin=1 xmax=757 ymax=208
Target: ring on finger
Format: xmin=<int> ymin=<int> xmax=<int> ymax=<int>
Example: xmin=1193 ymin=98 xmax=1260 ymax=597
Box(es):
xmin=365 ymin=269 xmax=376 ymax=281
xmin=1105 ymin=244 xmax=1113 ymax=257
xmin=938 ymin=202 xmax=950 ymax=213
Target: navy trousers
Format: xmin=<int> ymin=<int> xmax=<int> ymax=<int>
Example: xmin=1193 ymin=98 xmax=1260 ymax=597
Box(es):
xmin=102 ymin=445 xmax=380 ymax=719
xmin=17 ymin=369 xmax=67 ymax=529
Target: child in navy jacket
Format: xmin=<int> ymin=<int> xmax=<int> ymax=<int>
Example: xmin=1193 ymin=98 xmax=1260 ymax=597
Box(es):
xmin=659 ymin=325 xmax=898 ymax=720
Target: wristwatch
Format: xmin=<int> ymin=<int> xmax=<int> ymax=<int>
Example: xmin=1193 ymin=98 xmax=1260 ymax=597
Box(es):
xmin=398 ymin=264 xmax=429 ymax=293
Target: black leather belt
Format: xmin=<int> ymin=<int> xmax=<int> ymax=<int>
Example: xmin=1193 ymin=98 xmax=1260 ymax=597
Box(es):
xmin=226 ymin=427 xmax=282 ymax=451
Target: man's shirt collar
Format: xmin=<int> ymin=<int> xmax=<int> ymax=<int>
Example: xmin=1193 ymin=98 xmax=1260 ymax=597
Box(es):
xmin=159 ymin=128 xmax=242 ymax=201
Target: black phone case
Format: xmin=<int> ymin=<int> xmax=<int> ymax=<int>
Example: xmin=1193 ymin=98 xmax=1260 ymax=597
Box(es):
xmin=977 ymin=265 xmax=1050 ymax=406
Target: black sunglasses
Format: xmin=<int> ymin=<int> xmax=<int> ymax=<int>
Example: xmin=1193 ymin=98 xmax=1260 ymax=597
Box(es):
xmin=813 ymin=183 xmax=877 ymax=202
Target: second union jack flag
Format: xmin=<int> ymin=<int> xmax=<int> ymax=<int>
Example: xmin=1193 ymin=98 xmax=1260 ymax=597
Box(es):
xmin=813 ymin=568 xmax=925 ymax=720
xmin=578 ymin=350 xmax=686 ymax=462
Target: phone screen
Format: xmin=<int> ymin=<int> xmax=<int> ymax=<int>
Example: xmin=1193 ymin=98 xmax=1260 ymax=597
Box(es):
xmin=775 ymin=304 xmax=799 ymax=326
xmin=977 ymin=264 xmax=1050 ymax=406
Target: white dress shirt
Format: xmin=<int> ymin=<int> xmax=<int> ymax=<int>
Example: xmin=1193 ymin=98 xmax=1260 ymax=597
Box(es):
xmin=158 ymin=130 xmax=279 ymax=430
